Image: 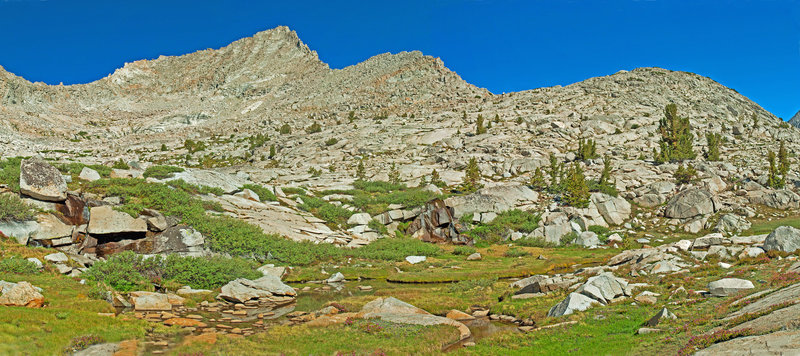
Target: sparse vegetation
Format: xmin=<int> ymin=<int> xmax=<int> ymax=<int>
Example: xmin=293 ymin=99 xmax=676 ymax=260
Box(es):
xmin=142 ymin=165 xmax=184 ymax=179
xmin=461 ymin=157 xmax=482 ymax=192
xmin=655 ymin=103 xmax=695 ymax=163
xmin=576 ymin=138 xmax=598 ymax=160
xmin=674 ymin=164 xmax=697 ymax=185
xmin=0 ymin=194 xmax=36 ymax=222
xmin=563 ymin=161 xmax=589 ymax=207
xmin=705 ymin=132 xmax=722 ymax=161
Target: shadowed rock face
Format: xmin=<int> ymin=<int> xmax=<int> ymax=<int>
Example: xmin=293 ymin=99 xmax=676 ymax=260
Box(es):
xmin=55 ymin=194 xmax=89 ymax=225
xmin=407 ymin=199 xmax=470 ymax=245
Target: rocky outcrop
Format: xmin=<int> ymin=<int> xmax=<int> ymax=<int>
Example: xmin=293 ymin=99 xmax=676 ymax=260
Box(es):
xmin=750 ymin=189 xmax=800 ymax=210
xmin=444 ymin=184 xmax=538 ymax=219
xmin=590 ymin=193 xmax=631 ymax=226
xmin=218 ymin=275 xmax=297 ymax=304
xmin=664 ymin=188 xmax=715 ymax=219
xmin=406 ymin=199 xmax=469 ymax=244
xmin=87 ymin=206 xmax=148 ymax=236
xmin=763 ymin=226 xmax=800 ymax=253
xmin=547 ymin=293 xmax=598 ymax=317
xmin=707 ymin=278 xmax=754 ymax=297
xmin=19 ymin=157 xmax=67 ymax=202
xmin=360 ymin=297 xmax=471 ymax=340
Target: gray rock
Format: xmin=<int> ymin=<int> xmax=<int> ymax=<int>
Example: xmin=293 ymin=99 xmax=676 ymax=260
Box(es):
xmin=708 ymin=278 xmax=755 ymax=297
xmin=466 ymin=252 xmax=482 ymax=261
xmin=72 ymin=343 xmax=119 ymax=356
xmin=644 ymin=307 xmax=677 ymax=327
xmin=347 ymin=213 xmax=372 ymax=225
xmin=444 ymin=184 xmax=538 ymax=219
xmin=0 ymin=220 xmax=39 ymax=245
xmin=26 ymin=258 xmax=42 ymax=269
xmin=326 ymin=272 xmax=345 ymax=283
xmin=405 ymin=255 xmax=427 ymax=264
xmin=664 ymin=188 xmax=715 ymax=219
xmin=130 ymin=292 xmax=172 ymax=311
xmin=44 ymin=252 xmax=68 ymax=263
xmin=257 ymin=265 xmax=287 ymax=279
xmin=695 ymin=330 xmax=800 ymax=356
xmin=87 ymin=206 xmax=148 ymax=235
xmin=547 ymin=292 xmax=599 ymax=317
xmin=715 ymin=214 xmax=751 ymax=234
xmin=575 ymin=231 xmax=600 ymax=247
xmin=752 ymin=189 xmax=800 ymax=210
xmin=591 ymin=193 xmax=631 ymax=226
xmin=19 ymin=157 xmax=67 ymax=202
xmin=763 ymin=226 xmax=800 ymax=253
xmin=78 ymin=167 xmax=102 ymax=182
xmin=218 ymin=275 xmax=296 ymax=303
xmin=164 ymin=169 xmax=248 ymax=194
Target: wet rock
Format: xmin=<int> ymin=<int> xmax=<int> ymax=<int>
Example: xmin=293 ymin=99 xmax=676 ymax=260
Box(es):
xmin=19 ymin=157 xmax=67 ymax=202
xmin=763 ymin=226 xmax=800 ymax=253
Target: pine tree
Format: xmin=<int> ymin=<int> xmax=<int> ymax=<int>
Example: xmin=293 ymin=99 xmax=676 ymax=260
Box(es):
xmin=767 ymin=151 xmax=784 ymax=188
xmin=546 ymin=153 xmax=565 ymax=193
xmin=476 ymin=114 xmax=487 ymax=135
xmin=563 ymin=162 xmax=590 ymax=208
xmin=529 ymin=167 xmax=547 ymax=191
xmin=655 ymin=103 xmax=695 ymax=164
xmin=356 ymin=159 xmax=367 ymax=181
xmin=462 ymin=157 xmax=482 ymax=192
xmin=778 ymin=141 xmax=790 ymax=176
xmin=269 ymin=144 xmax=276 ymax=159
xmin=389 ymin=163 xmax=400 ymax=185
xmin=705 ymin=132 xmax=722 ymax=161
xmin=576 ymin=138 xmax=598 ymax=160
xmin=599 ymin=155 xmax=612 ymax=186
xmin=674 ymin=164 xmax=697 ymax=185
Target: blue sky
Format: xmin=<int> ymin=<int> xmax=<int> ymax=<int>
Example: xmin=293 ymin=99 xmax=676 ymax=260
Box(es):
xmin=0 ymin=0 xmax=798 ymax=118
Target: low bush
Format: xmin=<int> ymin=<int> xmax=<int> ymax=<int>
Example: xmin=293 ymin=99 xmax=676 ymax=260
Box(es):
xmin=514 ymin=236 xmax=557 ymax=248
xmin=0 ymin=194 xmax=36 ymax=222
xmin=84 ymin=252 xmax=261 ymax=291
xmin=452 ymin=246 xmax=477 ymax=255
xmin=463 ymin=210 xmax=540 ymax=244
xmin=447 ymin=277 xmax=497 ymax=293
xmin=0 ymin=157 xmax=23 ymax=192
xmin=242 ymin=184 xmax=278 ymax=202
xmin=143 ymin=165 xmax=184 ymax=179
xmin=298 ymin=195 xmax=353 ymax=226
xmin=57 ymin=162 xmax=112 ymax=178
xmin=503 ymin=247 xmax=530 ymax=258
xmin=351 ymin=237 xmax=441 ymax=261
xmin=0 ymin=257 xmax=40 ymax=274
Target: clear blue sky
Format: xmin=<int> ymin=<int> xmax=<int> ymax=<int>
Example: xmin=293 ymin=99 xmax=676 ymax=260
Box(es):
xmin=0 ymin=0 xmax=798 ymax=119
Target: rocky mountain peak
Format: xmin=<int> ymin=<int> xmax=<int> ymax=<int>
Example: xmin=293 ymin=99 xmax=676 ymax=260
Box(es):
xmin=789 ymin=109 xmax=800 ymax=128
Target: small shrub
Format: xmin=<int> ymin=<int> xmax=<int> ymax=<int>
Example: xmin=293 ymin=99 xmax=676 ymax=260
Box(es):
xmin=68 ymin=335 xmax=105 ymax=352
xmin=0 ymin=157 xmax=23 ymax=192
xmin=0 ymin=257 xmax=40 ymax=274
xmin=560 ymin=232 xmax=578 ymax=246
xmin=325 ymin=138 xmax=339 ymax=146
xmin=576 ymin=138 xmax=598 ymax=160
xmin=367 ymin=219 xmax=389 ymax=235
xmin=0 ymin=194 xmax=36 ymax=222
xmin=515 ymin=237 xmax=556 ymax=248
xmin=242 ymin=184 xmax=278 ymax=202
xmin=111 ymin=159 xmax=130 ymax=170
xmin=503 ymin=247 xmax=530 ymax=258
xmin=143 ymin=165 xmax=184 ymax=179
xmin=279 ymin=124 xmax=292 ymax=135
xmin=447 ymin=277 xmax=497 ymax=293
xmin=674 ymin=164 xmax=697 ymax=185
xmin=452 ymin=246 xmax=477 ymax=255
xmin=305 ymin=122 xmax=322 ymax=134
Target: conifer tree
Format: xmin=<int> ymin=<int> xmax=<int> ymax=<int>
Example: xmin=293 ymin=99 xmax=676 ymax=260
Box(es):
xmin=462 ymin=157 xmax=482 ymax=192
xmin=674 ymin=164 xmax=697 ymax=185
xmin=655 ymin=104 xmax=695 ymax=163
xmin=576 ymin=138 xmax=598 ymax=161
xmin=563 ymin=162 xmax=590 ymax=208
xmin=767 ymin=151 xmax=784 ymax=189
xmin=705 ymin=132 xmax=722 ymax=161
xmin=389 ymin=163 xmax=400 ymax=185
xmin=356 ymin=159 xmax=367 ymax=181
xmin=430 ymin=169 xmax=445 ymax=188
xmin=529 ymin=167 xmax=547 ymax=191
xmin=778 ymin=141 xmax=790 ymax=176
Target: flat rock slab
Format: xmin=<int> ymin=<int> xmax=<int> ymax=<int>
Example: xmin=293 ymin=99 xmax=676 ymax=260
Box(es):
xmin=165 ymin=169 xmax=248 ymax=194
xmin=361 ymin=297 xmax=471 ymax=340
xmin=732 ymin=303 xmax=800 ymax=333
xmin=87 ymin=206 xmax=148 ymax=235
xmin=726 ymin=283 xmax=800 ymax=319
xmin=19 ymin=157 xmax=67 ymax=202
xmin=218 ymin=275 xmax=296 ymax=303
xmin=695 ymin=330 xmax=800 ymax=355
xmin=708 ymin=278 xmax=754 ymax=297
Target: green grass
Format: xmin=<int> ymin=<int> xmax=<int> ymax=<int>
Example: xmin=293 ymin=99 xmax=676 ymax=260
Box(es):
xmin=743 ymin=216 xmax=800 ymax=236
xmin=0 ymin=194 xmax=36 ymax=222
xmin=170 ymin=320 xmax=460 ymax=355
xmin=0 ymin=257 xmax=40 ymax=274
xmin=56 ymin=162 xmax=112 ymax=178
xmin=298 ymin=194 xmax=354 ymax=227
xmin=142 ymin=165 xmax=184 ymax=179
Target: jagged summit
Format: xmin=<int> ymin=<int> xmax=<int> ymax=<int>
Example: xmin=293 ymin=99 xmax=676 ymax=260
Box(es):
xmin=789 ymin=109 xmax=800 ymax=128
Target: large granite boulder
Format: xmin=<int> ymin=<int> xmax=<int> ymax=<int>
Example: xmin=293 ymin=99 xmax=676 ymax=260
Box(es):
xmin=0 ymin=280 xmax=44 ymax=307
xmin=575 ymin=272 xmax=626 ymax=304
xmin=19 ymin=157 xmax=67 ymax=202
xmin=87 ymin=206 xmax=147 ymax=236
xmin=751 ymin=189 xmax=800 ymax=210
xmin=152 ymin=225 xmax=206 ymax=256
xmin=218 ymin=275 xmax=296 ymax=304
xmin=444 ymin=184 xmax=538 ymax=219
xmin=407 ymin=199 xmax=469 ymax=244
xmin=591 ymin=193 xmax=631 ymax=226
xmin=360 ymin=297 xmax=471 ymax=340
xmin=547 ymin=292 xmax=598 ymax=317
xmin=708 ymin=278 xmax=754 ymax=297
xmin=763 ymin=226 xmax=800 ymax=253
xmin=715 ymin=214 xmax=751 ymax=235
xmin=664 ymin=188 xmax=715 ymax=219
xmin=0 ymin=220 xmax=39 ymax=245
xmin=163 ymin=169 xmax=248 ymax=194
